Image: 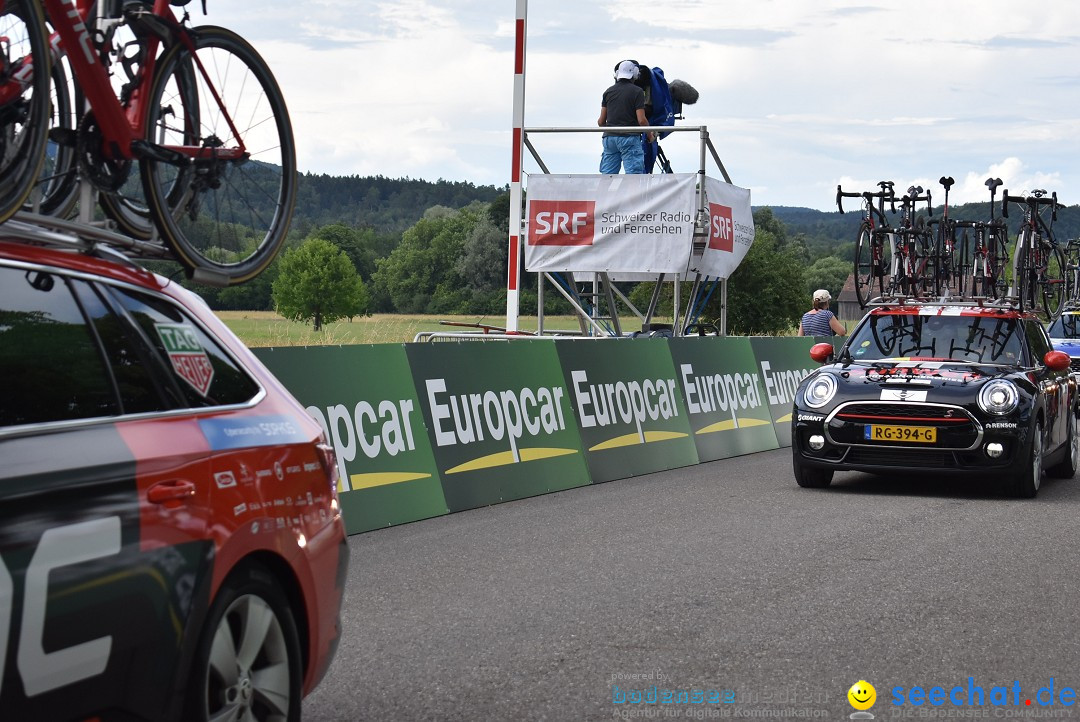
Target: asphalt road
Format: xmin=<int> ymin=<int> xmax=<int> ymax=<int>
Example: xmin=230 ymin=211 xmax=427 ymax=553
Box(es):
xmin=303 ymin=448 xmax=1080 ymax=721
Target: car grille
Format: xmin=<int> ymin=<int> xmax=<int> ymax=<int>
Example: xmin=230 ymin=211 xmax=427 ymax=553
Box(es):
xmin=844 ymin=447 xmax=957 ymax=467
xmin=826 ymin=401 xmax=980 ymax=450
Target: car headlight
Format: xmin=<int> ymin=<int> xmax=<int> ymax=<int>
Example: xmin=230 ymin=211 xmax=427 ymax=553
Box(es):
xmin=978 ymin=379 xmax=1019 ymax=415
xmin=803 ymin=373 xmax=837 ymax=409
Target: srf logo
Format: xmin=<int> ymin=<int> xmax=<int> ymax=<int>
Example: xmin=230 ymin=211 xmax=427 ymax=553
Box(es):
xmin=530 ymin=200 xmax=595 ymax=246
xmin=709 ymin=203 xmax=733 ymax=252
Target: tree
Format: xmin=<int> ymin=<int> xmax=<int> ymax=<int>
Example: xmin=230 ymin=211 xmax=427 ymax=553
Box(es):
xmin=272 ymin=238 xmax=369 ymax=330
xmin=804 ymin=256 xmax=850 ymax=303
xmin=372 ymin=206 xmax=480 ymax=313
xmin=457 ymin=214 xmax=507 ymax=313
xmin=307 ymin=223 xmax=380 ymax=281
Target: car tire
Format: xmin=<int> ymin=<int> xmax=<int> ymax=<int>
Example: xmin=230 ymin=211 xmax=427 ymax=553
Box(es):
xmin=1014 ymin=419 xmax=1044 ymax=498
xmin=1048 ymin=408 xmax=1079 ymax=479
xmin=185 ymin=562 xmax=303 ymax=722
xmin=793 ymin=452 xmax=834 ymax=488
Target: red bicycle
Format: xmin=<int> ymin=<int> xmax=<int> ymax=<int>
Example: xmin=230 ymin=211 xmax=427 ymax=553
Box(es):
xmin=0 ymin=0 xmax=296 ymax=285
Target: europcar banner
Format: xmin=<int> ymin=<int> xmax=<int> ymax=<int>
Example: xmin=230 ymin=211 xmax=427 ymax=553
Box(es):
xmin=524 ymin=173 xmax=697 ymax=273
xmin=694 ymin=177 xmax=754 ymax=279
xmin=747 ymin=337 xmax=820 ymax=447
xmin=668 ymin=337 xmax=779 ymax=461
xmin=253 ymin=346 xmax=447 ymax=534
xmin=555 ymin=338 xmax=699 ymax=483
xmin=405 ymin=341 xmax=591 ymax=512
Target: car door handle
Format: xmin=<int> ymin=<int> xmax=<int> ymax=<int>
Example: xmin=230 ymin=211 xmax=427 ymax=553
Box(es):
xmin=147 ymin=479 xmax=196 ymax=504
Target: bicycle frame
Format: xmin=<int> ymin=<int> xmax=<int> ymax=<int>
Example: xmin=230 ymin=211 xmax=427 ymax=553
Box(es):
xmin=42 ymin=0 xmax=244 ymax=163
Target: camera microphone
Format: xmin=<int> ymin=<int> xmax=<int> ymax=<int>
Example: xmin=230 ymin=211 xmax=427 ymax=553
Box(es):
xmin=669 ymin=79 xmax=699 ymax=105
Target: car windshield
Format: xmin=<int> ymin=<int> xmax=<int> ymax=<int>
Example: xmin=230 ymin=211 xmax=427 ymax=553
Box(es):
xmin=846 ymin=312 xmax=1024 ymax=364
xmin=1048 ymin=312 xmax=1080 ymax=339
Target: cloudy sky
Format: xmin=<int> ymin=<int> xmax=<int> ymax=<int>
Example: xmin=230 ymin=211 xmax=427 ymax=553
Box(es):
xmin=209 ymin=0 xmax=1080 ymax=211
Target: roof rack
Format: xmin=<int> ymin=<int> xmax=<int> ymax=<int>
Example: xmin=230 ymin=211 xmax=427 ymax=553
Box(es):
xmin=863 ymin=294 xmax=1024 ymax=311
xmin=4 ymin=211 xmax=172 ymax=262
xmin=2 ymin=211 xmax=233 ymax=286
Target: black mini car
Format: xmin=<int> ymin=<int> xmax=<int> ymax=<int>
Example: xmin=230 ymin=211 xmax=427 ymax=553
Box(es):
xmin=791 ymin=301 xmax=1078 ymax=497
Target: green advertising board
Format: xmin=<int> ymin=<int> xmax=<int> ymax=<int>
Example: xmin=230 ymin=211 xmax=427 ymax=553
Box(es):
xmin=254 ymin=345 xmax=447 ymax=533
xmin=668 ymin=337 xmax=779 ymax=462
xmin=747 ymin=337 xmax=819 ymax=447
xmin=555 ymin=338 xmax=699 ymax=483
xmin=405 ymin=341 xmax=591 ymax=512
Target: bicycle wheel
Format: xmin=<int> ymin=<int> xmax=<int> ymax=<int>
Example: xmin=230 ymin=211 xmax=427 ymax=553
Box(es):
xmin=853 ymin=222 xmax=871 ymax=307
xmin=915 ymin=227 xmax=935 ymax=297
xmin=934 ymin=225 xmax=957 ymax=298
xmin=954 ymin=229 xmax=969 ymax=298
xmin=1040 ymin=244 xmax=1066 ymax=321
xmin=0 ymin=0 xmax=51 ymax=223
xmin=989 ymin=227 xmax=1010 ymax=301
xmin=141 ymin=25 xmax=296 ymax=285
xmin=1014 ymin=229 xmax=1033 ymax=310
xmin=24 ymin=43 xmax=79 ymax=217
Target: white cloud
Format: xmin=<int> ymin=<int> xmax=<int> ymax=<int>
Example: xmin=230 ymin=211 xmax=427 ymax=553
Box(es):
xmin=202 ymin=1 xmax=1080 ymax=209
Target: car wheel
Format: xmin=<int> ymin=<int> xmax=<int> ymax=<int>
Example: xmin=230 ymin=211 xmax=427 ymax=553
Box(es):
xmin=793 ymin=451 xmax=834 ymax=488
xmin=1048 ymin=408 xmax=1079 ymax=479
xmin=186 ymin=563 xmax=303 ymax=722
xmin=1014 ymin=419 xmax=1044 ymax=498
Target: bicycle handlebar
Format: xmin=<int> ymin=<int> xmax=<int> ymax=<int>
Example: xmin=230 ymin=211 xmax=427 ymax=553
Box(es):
xmin=836 ymin=183 xmax=895 ymax=214
xmin=1002 ymin=188 xmax=1061 ymax=221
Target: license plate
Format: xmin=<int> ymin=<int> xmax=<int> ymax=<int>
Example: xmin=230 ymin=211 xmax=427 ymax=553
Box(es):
xmin=864 ymin=424 xmax=937 ymax=443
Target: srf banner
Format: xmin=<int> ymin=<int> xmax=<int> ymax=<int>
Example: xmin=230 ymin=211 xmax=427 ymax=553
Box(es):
xmin=524 ymin=173 xmax=697 ymax=273
xmin=695 ymin=177 xmax=754 ymax=279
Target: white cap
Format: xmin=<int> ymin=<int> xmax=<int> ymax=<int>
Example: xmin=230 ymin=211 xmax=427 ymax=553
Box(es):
xmin=813 ymin=289 xmax=831 ymax=303
xmin=615 ymin=60 xmax=638 ymax=80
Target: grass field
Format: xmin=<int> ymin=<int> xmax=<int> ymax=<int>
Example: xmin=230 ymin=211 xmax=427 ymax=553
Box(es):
xmin=216 ymin=311 xmax=604 ymax=347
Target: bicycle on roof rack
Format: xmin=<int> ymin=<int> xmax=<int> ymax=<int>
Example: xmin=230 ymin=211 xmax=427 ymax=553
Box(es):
xmin=1063 ymin=236 xmax=1080 ymax=305
xmin=837 ymin=180 xmax=897 ymax=308
xmin=0 ymin=0 xmax=296 ymax=286
xmin=892 ymin=184 xmax=934 ymax=297
xmin=947 ymin=177 xmax=1010 ymax=302
xmin=1003 ymin=188 xmax=1065 ymax=321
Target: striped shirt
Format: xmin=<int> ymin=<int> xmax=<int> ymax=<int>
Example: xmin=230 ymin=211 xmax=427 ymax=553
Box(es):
xmin=801 ymin=309 xmax=838 ymax=336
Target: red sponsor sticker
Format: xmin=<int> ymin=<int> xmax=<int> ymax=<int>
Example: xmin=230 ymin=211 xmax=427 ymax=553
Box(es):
xmin=708 ymin=203 xmax=734 ymax=252
xmin=529 ymin=200 xmax=595 ymax=246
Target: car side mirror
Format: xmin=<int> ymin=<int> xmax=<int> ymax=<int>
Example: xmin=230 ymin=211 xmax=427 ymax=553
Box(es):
xmin=810 ymin=342 xmax=835 ymax=364
xmin=1045 ymin=350 xmax=1071 ymax=372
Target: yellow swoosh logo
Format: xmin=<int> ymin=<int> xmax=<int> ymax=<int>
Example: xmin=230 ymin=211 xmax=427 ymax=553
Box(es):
xmin=445 ymin=447 xmax=579 ymax=475
xmin=696 ymin=417 xmax=772 ymax=434
xmin=349 ymin=471 xmax=432 ymax=489
xmin=589 ymin=430 xmax=688 ymax=451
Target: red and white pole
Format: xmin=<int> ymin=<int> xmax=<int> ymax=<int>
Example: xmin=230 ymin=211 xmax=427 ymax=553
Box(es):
xmin=505 ymin=0 xmax=527 ymax=332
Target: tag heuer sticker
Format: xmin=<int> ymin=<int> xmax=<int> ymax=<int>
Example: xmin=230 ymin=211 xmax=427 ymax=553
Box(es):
xmin=156 ymin=323 xmax=214 ymax=396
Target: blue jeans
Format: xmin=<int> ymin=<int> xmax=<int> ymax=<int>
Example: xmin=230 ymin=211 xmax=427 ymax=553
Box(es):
xmin=600 ymin=134 xmax=645 ymax=174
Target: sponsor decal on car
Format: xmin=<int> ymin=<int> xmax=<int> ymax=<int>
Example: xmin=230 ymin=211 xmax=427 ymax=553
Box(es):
xmin=880 ymin=389 xmax=928 ymax=402
xmin=155 ymin=323 xmax=215 ymax=396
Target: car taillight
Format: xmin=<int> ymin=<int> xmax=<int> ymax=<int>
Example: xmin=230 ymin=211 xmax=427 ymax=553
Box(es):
xmin=315 ymin=437 xmax=340 ymax=493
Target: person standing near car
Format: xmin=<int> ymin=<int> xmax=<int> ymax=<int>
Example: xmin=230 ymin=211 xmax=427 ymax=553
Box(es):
xmin=799 ymin=289 xmax=846 ymax=336
xmin=597 ymin=60 xmax=654 ymax=174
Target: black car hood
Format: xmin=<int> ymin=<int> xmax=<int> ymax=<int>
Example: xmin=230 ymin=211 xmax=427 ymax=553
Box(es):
xmin=824 ymin=359 xmax=1031 ymax=389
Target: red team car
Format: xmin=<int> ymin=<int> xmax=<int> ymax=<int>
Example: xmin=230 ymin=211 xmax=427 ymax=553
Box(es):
xmin=0 ymin=232 xmax=347 ymax=721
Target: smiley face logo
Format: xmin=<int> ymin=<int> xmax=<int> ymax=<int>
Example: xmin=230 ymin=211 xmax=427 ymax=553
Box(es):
xmin=848 ymin=680 xmax=876 ymax=710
